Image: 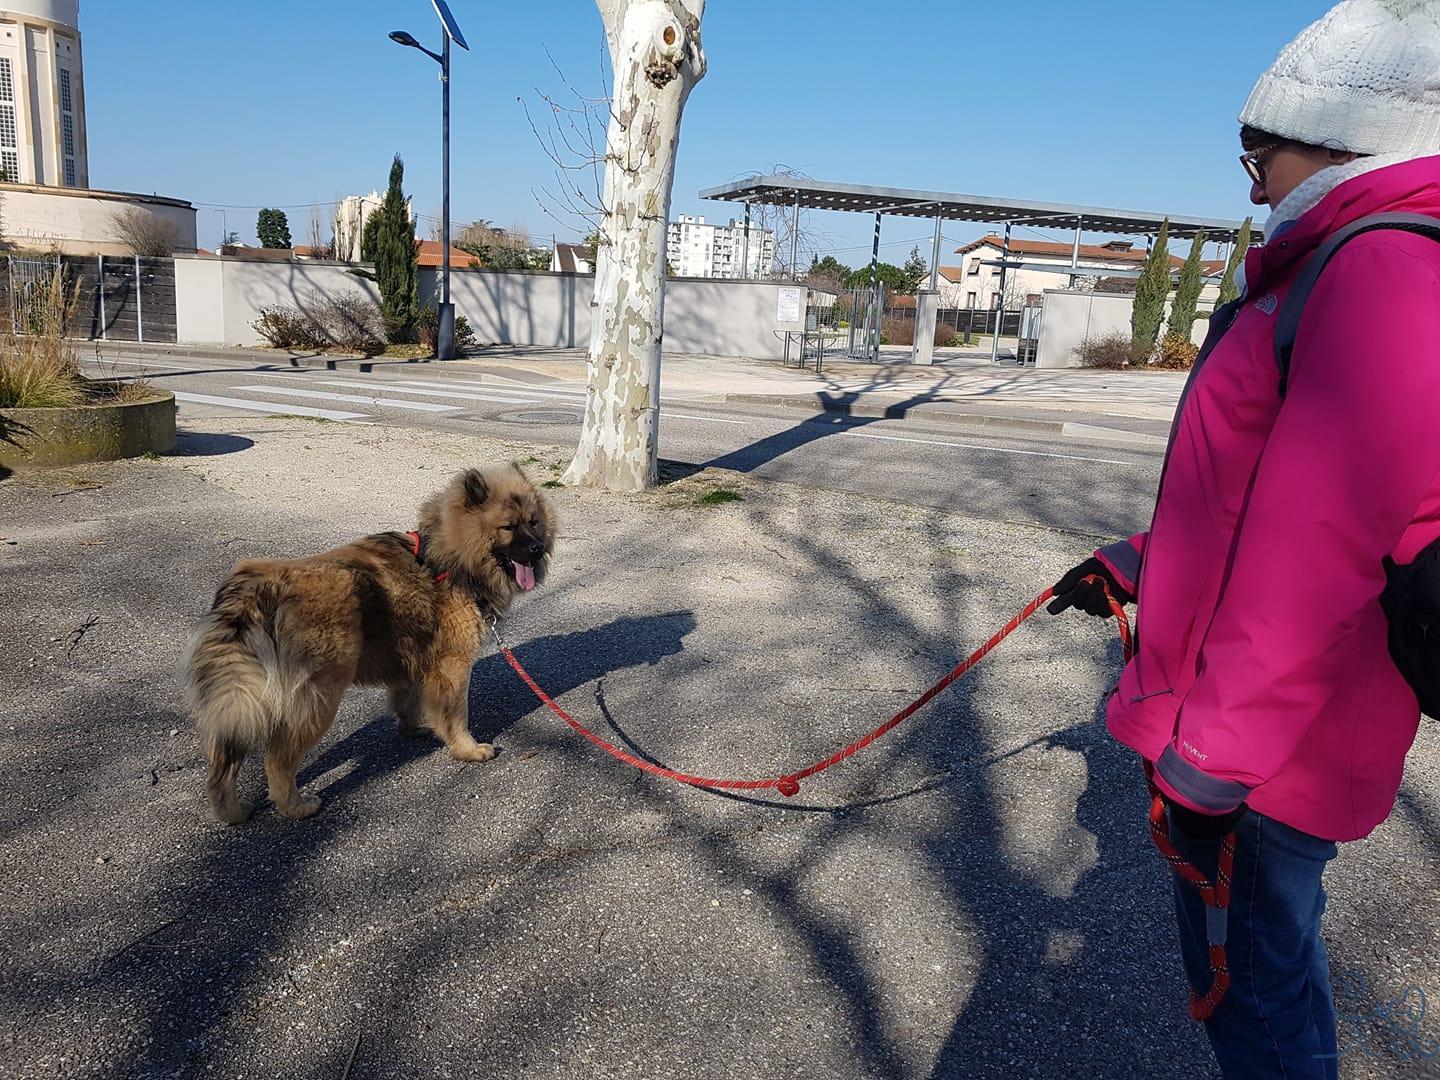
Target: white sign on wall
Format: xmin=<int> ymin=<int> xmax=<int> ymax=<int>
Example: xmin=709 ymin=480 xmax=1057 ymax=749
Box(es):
xmin=776 ymin=286 xmax=803 ymax=326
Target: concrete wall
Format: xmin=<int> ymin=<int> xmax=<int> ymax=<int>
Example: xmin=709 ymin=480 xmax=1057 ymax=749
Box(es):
xmin=175 ymin=256 xmax=800 ymax=359
xmin=175 ymin=255 xmax=380 ymax=345
xmin=424 ymin=267 xmax=799 ymax=360
xmin=1035 ymin=288 xmax=1213 ymax=368
xmin=1035 ymin=290 xmax=1137 ymax=369
xmin=2 ymin=183 xmax=196 ymax=255
xmin=173 ymin=257 xmax=223 ymax=344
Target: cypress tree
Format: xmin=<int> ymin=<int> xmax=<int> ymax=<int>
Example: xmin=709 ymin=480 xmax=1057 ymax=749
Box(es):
xmin=1165 ymin=229 xmax=1207 ymax=343
xmin=1215 ymin=216 xmax=1253 ymax=306
xmin=372 ymin=155 xmax=419 ymax=343
xmin=1130 ymin=218 xmax=1172 ymax=361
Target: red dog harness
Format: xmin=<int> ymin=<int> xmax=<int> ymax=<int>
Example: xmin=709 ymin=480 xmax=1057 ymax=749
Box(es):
xmin=406 ymin=530 xmax=448 ymax=583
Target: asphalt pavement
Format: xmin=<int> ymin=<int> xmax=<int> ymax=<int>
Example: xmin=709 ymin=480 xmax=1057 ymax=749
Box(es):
xmin=1 ymin=414 xmax=1435 ymax=1079
xmin=83 ymin=346 xmax=1166 ymax=538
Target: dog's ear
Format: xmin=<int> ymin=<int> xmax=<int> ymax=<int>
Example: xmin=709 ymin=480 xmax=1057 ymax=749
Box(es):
xmin=462 ymin=468 xmax=489 ymax=507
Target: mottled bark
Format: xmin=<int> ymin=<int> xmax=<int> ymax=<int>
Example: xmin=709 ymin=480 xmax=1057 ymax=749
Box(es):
xmin=563 ymin=0 xmax=706 ymax=492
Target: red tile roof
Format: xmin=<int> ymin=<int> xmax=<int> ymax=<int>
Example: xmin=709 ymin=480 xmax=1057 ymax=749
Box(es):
xmin=956 ymin=233 xmax=1185 ymax=268
xmin=416 ymin=240 xmax=479 ymax=269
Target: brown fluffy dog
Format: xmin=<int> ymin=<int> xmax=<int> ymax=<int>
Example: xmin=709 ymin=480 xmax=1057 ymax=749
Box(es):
xmin=184 ymin=465 xmax=555 ymax=824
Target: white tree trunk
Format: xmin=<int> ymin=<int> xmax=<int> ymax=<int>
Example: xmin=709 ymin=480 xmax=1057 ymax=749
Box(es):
xmin=563 ymin=0 xmax=706 ymax=492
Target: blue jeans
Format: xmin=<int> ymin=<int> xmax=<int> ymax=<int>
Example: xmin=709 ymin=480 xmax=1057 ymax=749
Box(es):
xmin=1169 ymin=809 xmax=1340 ymax=1079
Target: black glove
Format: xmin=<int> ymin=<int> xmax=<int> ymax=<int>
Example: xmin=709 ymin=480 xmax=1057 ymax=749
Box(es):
xmin=1046 ymin=557 xmax=1132 ymax=617
xmin=1167 ymin=798 xmax=1247 ymax=839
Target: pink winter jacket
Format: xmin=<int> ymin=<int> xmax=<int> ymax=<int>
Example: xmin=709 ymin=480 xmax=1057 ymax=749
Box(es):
xmin=1099 ymin=155 xmax=1440 ymax=842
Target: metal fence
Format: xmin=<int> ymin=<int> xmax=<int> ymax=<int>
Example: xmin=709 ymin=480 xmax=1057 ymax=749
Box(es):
xmin=2 ymin=254 xmax=177 ymax=342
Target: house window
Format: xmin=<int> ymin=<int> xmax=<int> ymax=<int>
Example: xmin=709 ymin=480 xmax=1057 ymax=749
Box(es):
xmin=59 ymin=67 xmax=72 ymax=113
xmin=966 ymin=291 xmax=977 ymax=308
xmin=967 ymin=261 xmax=979 ymax=276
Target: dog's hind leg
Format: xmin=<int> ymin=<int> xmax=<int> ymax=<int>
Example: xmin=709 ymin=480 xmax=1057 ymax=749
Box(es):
xmin=206 ymin=741 xmax=252 ymax=825
xmin=389 ymin=682 xmax=426 ymax=739
xmin=421 ymin=663 xmax=495 ymax=763
xmin=264 ymin=688 xmax=341 ymax=819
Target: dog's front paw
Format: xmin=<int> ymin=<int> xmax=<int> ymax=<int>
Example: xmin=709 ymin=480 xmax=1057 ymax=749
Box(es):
xmin=276 ymin=794 xmax=322 ymax=820
xmin=450 ymin=741 xmax=497 ymax=764
xmin=213 ymin=800 xmax=254 ymax=826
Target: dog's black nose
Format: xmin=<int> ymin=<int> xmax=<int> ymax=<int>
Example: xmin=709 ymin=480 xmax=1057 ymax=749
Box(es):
xmin=526 ymin=540 xmax=544 ymax=557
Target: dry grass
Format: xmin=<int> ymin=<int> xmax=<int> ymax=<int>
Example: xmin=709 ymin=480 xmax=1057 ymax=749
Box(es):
xmin=1075 ymin=330 xmax=1136 ymax=370
xmin=0 ymin=269 xmax=86 ymax=408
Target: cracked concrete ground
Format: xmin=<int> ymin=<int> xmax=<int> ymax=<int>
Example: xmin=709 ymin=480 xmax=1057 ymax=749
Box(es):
xmin=1 ymin=417 xmax=1436 ymax=1079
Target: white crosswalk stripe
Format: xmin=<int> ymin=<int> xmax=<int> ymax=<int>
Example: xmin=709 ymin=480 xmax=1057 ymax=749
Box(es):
xmin=173 ymin=391 xmax=367 ymax=421
xmin=403 ymin=378 xmax=589 ymax=398
xmin=230 ymin=385 xmax=461 ymax=413
xmin=308 ymin=378 xmax=578 ymax=407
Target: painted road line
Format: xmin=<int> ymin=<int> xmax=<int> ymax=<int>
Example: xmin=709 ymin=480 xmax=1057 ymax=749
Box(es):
xmin=844 ymin=429 xmax=1128 ymax=465
xmin=472 ymin=378 xmax=589 ymax=397
xmin=391 ymin=378 xmax=589 ymax=399
xmin=88 ymin=357 xmax=274 ymax=373
xmin=231 ymin=385 xmax=461 ymax=413
xmin=663 ymin=413 xmax=748 ymax=425
xmin=173 ymin=391 xmax=367 ymax=421
xmin=309 ymin=379 xmax=572 ymax=406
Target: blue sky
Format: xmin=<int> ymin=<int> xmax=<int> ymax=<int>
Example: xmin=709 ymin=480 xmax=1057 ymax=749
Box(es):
xmin=84 ymin=0 xmax=1328 ymax=264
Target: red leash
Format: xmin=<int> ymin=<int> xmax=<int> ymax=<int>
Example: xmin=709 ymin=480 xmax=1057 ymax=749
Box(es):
xmin=491 ymin=579 xmax=1129 ymax=797
xmin=1145 ymin=764 xmax=1236 ymax=1021
xmin=493 ymin=575 xmax=1232 ymax=1021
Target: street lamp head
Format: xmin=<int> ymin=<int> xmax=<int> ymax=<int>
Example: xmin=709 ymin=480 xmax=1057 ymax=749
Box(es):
xmin=389 ymin=30 xmax=421 ymax=48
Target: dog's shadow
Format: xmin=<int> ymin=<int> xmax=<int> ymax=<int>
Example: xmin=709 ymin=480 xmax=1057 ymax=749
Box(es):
xmin=298 ymin=612 xmax=697 ymax=797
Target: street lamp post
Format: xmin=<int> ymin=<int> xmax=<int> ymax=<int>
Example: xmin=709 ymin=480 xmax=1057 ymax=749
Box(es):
xmin=390 ymin=2 xmax=469 ymax=360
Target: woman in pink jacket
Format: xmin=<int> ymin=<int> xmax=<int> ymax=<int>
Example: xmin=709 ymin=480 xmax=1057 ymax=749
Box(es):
xmin=1049 ymin=2 xmax=1440 ymax=1076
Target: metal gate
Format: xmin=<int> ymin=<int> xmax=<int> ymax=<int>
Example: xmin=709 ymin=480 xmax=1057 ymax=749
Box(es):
xmin=1016 ymin=303 xmax=1044 ymax=365
xmin=9 ymin=254 xmax=61 ymax=335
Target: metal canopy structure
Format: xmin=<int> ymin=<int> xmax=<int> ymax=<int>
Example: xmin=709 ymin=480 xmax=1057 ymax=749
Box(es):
xmin=699 ymin=175 xmax=1257 ymax=241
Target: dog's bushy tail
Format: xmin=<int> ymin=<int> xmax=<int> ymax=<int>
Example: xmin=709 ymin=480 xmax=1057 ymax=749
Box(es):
xmin=183 ymin=570 xmax=292 ymax=821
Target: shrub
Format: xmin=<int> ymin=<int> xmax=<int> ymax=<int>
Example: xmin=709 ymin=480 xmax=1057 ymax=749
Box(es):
xmin=110 ymin=207 xmax=180 ymax=257
xmin=1075 ymin=330 xmax=1135 ymax=369
xmin=252 ymin=306 xmax=326 ymax=350
xmin=417 ymin=306 xmax=477 ymax=353
xmin=1154 ymin=333 xmax=1199 ymax=370
xmin=251 ymin=292 xmax=384 ymax=351
xmin=880 ymin=316 xmax=914 ymax=346
xmin=313 ymin=292 xmax=385 ymax=351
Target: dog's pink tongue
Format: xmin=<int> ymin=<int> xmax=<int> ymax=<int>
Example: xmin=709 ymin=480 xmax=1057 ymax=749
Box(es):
xmin=515 ymin=563 xmax=537 ymax=591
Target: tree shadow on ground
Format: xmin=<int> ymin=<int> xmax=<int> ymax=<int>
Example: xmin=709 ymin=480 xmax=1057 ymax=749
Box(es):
xmin=70 ymin=611 xmax=696 ymax=1077
xmin=703 ymin=367 xmax=964 ymax=475
xmin=574 ymin=496 xmax=1199 ymax=1078
xmin=170 ymin=431 xmax=255 ymax=457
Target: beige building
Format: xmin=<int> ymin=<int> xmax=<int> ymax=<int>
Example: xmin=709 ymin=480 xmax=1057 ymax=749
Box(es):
xmin=0 ymin=1 xmax=197 ymax=254
xmin=0 ymin=1 xmax=86 ymax=187
xmin=951 ymin=234 xmax=1186 ymax=309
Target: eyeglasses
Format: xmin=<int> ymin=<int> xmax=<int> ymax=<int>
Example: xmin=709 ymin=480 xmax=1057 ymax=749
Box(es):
xmin=1240 ymin=142 xmax=1286 ymax=184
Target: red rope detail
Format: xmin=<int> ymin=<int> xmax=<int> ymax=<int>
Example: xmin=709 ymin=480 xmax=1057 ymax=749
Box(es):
xmin=1145 ymin=776 xmax=1238 ymax=1022
xmin=495 ymin=577 xmax=1131 ymax=798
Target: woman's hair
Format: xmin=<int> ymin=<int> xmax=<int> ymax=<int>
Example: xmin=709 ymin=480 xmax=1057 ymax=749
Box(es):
xmin=1240 ymin=124 xmax=1280 ymax=151
xmin=1240 ymin=124 xmax=1355 ymax=155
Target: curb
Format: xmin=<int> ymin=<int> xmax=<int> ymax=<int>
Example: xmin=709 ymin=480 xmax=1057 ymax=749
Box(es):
xmin=723 ymin=393 xmax=1068 ymax=434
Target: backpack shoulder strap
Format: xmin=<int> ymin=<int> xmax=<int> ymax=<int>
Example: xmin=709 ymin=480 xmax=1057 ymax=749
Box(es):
xmin=1274 ymin=212 xmax=1440 ymax=397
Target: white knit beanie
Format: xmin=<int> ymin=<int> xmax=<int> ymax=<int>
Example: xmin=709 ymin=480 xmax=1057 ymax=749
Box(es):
xmin=1239 ymin=0 xmax=1440 ymax=156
